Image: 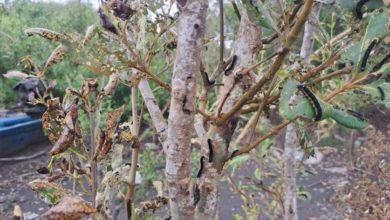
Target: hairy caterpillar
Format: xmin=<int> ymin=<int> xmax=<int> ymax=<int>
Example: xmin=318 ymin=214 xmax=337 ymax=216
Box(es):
xmin=197 ymin=156 xmax=205 ymax=178
xmin=297 ymin=85 xmax=322 ymax=121
xmin=377 ymin=86 xmax=385 ymax=101
xmin=360 ymin=39 xmax=377 ymax=72
xmin=207 ymin=139 xmax=214 ymax=163
xmin=372 ymin=53 xmax=390 ymax=72
xmin=356 ymin=0 xmax=371 ymax=20
xmin=224 ymin=55 xmax=238 ymax=76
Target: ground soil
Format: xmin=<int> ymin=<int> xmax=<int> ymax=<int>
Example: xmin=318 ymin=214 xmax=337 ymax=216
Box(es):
xmin=0 ymin=140 xmax=364 ymax=219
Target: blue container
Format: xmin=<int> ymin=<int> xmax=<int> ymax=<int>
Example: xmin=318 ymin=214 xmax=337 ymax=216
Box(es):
xmin=0 ymin=116 xmax=48 ymax=156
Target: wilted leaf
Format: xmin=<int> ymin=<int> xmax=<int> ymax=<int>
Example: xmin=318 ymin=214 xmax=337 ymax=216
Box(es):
xmin=42 ymin=98 xmax=66 ymax=144
xmin=13 ymin=204 xmax=22 ymax=219
xmin=49 ymin=104 xmax=79 ymax=155
xmin=44 ymin=44 xmax=67 ymax=70
xmin=19 ymin=55 xmax=40 ymax=73
xmin=40 ymin=196 xmax=95 ymax=220
xmin=29 ymin=179 xmax=66 ymax=205
xmin=106 ymin=106 xmax=125 ymax=137
xmin=2 ymin=70 xmax=29 ymax=79
xmin=24 ymin=28 xmax=66 ymax=41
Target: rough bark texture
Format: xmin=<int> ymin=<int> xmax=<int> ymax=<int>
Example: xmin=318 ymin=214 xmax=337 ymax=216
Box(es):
xmin=283 ymin=3 xmax=321 ymax=220
xmin=196 ymin=8 xmax=262 ymax=219
xmin=165 ymin=1 xmax=208 ymax=219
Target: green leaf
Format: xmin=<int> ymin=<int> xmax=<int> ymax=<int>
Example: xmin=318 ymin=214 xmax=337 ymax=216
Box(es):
xmin=254 ymin=168 xmax=262 ymax=180
xmin=229 ymin=154 xmax=250 ymax=174
xmin=330 ymin=109 xmax=369 ymax=129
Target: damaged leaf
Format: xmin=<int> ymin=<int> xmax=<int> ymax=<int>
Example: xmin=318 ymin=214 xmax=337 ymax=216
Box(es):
xmin=29 ymin=179 xmax=67 ymax=205
xmin=40 ymin=196 xmax=95 ymax=220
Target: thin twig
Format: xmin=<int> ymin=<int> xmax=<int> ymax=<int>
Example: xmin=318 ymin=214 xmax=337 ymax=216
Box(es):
xmin=219 ymin=0 xmax=224 ymax=64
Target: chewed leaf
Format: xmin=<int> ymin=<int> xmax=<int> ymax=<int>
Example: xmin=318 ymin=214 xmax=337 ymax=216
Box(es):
xmin=44 ymin=44 xmax=67 ymax=70
xmin=24 ymin=28 xmax=66 ymax=41
xmin=29 ymin=179 xmax=66 ymax=205
xmin=330 ymin=109 xmax=368 ymax=129
xmin=40 ymin=196 xmax=95 ymax=220
xmin=3 ymin=70 xmax=29 ymax=79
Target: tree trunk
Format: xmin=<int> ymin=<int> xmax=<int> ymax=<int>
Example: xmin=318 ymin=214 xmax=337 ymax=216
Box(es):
xmin=283 ymin=3 xmax=321 ymax=220
xmin=165 ymin=1 xmax=208 ymax=219
xmin=197 ymin=7 xmax=262 ymax=219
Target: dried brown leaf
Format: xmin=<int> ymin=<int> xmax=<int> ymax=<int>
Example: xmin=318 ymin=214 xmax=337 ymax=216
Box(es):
xmin=106 ymin=106 xmax=125 ymax=137
xmin=49 ymin=104 xmax=79 ymax=155
xmin=24 ymin=28 xmax=66 ymax=41
xmin=44 ymin=44 xmax=67 ymax=69
xmin=29 ymin=179 xmax=66 ymax=204
xmin=42 ymin=98 xmax=65 ymax=144
xmin=40 ymin=196 xmax=95 ymax=220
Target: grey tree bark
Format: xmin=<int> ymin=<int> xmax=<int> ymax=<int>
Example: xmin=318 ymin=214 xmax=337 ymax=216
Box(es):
xmin=165 ymin=1 xmax=208 ymax=219
xmin=196 ymin=7 xmax=262 ymax=220
xmin=283 ymin=3 xmax=321 ymax=220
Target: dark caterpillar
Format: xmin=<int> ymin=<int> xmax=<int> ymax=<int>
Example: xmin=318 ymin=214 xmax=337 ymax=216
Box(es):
xmin=201 ymin=71 xmax=215 ymax=87
xmin=224 ymin=55 xmax=238 ymax=76
xmin=207 ymin=139 xmax=213 ymax=163
xmin=297 ymin=85 xmax=322 ymax=121
xmin=356 ymin=0 xmax=371 ymax=20
xmin=193 ymin=184 xmax=201 ymax=205
xmin=346 ymin=109 xmax=366 ymax=121
xmin=230 ymin=149 xmax=239 ymax=159
xmin=360 ymin=39 xmax=377 ymax=72
xmin=377 ymin=86 xmax=385 ymax=101
xmin=372 ymin=53 xmax=390 ymax=72
xmin=197 ymin=156 xmax=205 ymax=178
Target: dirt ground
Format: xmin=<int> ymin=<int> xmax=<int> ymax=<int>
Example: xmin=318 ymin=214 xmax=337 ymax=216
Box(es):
xmin=0 ymin=141 xmax=359 ymax=219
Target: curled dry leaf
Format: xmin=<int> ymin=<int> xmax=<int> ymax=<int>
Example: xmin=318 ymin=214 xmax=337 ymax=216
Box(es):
xmin=24 ymin=28 xmax=66 ymax=41
xmin=13 ymin=204 xmax=22 ymax=220
xmin=29 ymin=179 xmax=66 ymax=205
xmin=49 ymin=104 xmax=79 ymax=155
xmin=44 ymin=44 xmax=67 ymax=70
xmin=19 ymin=55 xmax=40 ymax=73
xmin=42 ymin=98 xmax=65 ymax=144
xmin=40 ymin=196 xmax=96 ymax=220
xmin=140 ymin=196 xmax=169 ymax=213
xmin=81 ymin=78 xmax=99 ymax=97
xmin=82 ymin=25 xmax=97 ymax=46
xmin=2 ymin=70 xmax=29 ymax=79
xmin=94 ymin=106 xmax=124 ymax=160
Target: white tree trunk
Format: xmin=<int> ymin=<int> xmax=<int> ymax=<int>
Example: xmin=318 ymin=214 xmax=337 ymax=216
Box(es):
xmin=165 ymin=1 xmax=208 ymax=219
xmin=283 ymin=3 xmax=321 ymax=220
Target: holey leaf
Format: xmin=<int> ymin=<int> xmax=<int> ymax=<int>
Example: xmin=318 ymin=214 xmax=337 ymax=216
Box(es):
xmin=342 ymin=11 xmax=389 ymax=65
xmin=40 ymin=196 xmax=96 ymax=220
xmin=24 ymin=28 xmax=66 ymax=41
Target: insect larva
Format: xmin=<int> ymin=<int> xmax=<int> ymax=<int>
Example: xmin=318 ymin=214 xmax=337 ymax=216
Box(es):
xmin=360 ymin=39 xmax=377 ymax=72
xmin=377 ymin=86 xmax=385 ymax=101
xmin=201 ymin=71 xmax=215 ymax=87
xmin=224 ymin=55 xmax=238 ymax=76
xmin=346 ymin=109 xmax=366 ymax=121
xmin=356 ymin=0 xmax=370 ymax=20
xmin=197 ymin=156 xmax=205 ymax=178
xmin=230 ymin=149 xmax=239 ymax=159
xmin=297 ymin=85 xmax=322 ymax=121
xmin=207 ymin=139 xmax=213 ymax=163
xmin=372 ymin=53 xmax=390 ymax=72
